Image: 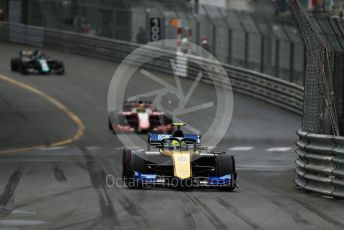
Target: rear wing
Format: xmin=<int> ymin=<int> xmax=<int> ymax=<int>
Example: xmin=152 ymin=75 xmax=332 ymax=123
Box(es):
xmin=124 ymin=100 xmax=152 ymax=106
xmin=148 ymin=133 xmax=201 ymax=145
xmin=20 ymin=50 xmax=34 ymax=57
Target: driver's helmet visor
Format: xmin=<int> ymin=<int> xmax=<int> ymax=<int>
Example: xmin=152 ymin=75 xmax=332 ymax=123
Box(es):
xmin=170 ymin=140 xmax=187 ymax=150
xmin=33 ymin=51 xmax=44 ymax=59
xmin=136 ymin=104 xmax=146 ymax=113
xmin=136 ymin=107 xmax=145 ymax=113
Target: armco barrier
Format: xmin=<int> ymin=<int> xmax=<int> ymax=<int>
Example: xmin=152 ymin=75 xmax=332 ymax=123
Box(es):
xmin=332 ymin=137 xmax=344 ymax=198
xmin=0 ymin=22 xmax=304 ymax=115
xmin=296 ymin=130 xmax=344 ymax=198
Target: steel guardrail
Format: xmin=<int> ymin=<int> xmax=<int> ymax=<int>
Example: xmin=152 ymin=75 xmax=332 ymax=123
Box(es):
xmin=0 ymin=22 xmax=304 ymax=114
xmin=296 ymin=130 xmax=344 ymax=198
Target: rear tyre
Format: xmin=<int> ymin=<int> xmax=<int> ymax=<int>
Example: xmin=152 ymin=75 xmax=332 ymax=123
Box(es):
xmin=11 ymin=58 xmax=20 ymax=71
xmin=108 ymin=118 xmax=113 ymax=131
xmin=122 ymin=150 xmax=129 ymax=179
xmin=122 ymin=151 xmax=145 ymax=189
xmin=20 ymin=64 xmax=29 ymax=75
xmin=215 ymin=153 xmax=236 ymax=191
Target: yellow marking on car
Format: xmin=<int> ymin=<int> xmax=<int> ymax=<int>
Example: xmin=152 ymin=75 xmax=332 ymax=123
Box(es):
xmin=0 ymin=74 xmax=85 ymax=154
xmin=161 ymin=149 xmax=192 ymax=179
xmin=172 ymin=151 xmax=192 ymax=179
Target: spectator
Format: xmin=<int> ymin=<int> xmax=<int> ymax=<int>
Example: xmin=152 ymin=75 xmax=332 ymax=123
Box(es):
xmin=0 ymin=9 xmax=5 ymax=21
xmin=201 ymin=39 xmax=210 ymax=52
xmin=136 ymin=27 xmax=147 ymax=44
xmin=81 ymin=18 xmax=91 ymax=34
xmin=73 ymin=14 xmax=85 ymax=33
xmin=200 ymin=35 xmax=210 ymax=52
xmin=181 ymin=37 xmax=189 ymax=54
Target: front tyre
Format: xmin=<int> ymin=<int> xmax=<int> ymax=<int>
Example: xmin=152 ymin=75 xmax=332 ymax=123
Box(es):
xmin=215 ymin=153 xmax=237 ymax=191
xmin=122 ymin=150 xmax=134 ymax=188
xmin=57 ymin=69 xmax=65 ymax=75
xmin=56 ymin=64 xmax=65 ymax=75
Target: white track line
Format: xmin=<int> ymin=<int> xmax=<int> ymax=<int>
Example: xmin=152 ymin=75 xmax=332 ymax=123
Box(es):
xmin=12 ymin=209 xmax=37 ymax=214
xmin=266 ymin=147 xmax=292 ymax=152
xmin=38 ymin=146 xmax=68 ymax=151
xmin=0 ymin=219 xmax=46 ymax=226
xmin=228 ymin=146 xmax=254 ymax=151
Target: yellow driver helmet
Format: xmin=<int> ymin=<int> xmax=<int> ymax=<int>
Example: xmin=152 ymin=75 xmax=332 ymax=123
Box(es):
xmin=170 ymin=139 xmax=186 ymax=149
xmin=171 ymin=140 xmax=181 ymax=147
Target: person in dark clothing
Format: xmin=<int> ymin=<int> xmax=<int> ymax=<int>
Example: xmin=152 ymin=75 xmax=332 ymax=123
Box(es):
xmin=201 ymin=39 xmax=210 ymax=52
xmin=136 ymin=27 xmax=147 ymax=44
xmin=0 ymin=9 xmax=5 ymax=21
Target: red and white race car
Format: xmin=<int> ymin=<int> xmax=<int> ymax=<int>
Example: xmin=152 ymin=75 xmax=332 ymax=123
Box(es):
xmin=108 ymin=101 xmax=173 ymax=133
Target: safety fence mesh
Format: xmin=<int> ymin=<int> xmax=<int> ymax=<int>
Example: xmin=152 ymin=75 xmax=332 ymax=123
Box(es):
xmin=289 ymin=0 xmax=341 ymax=135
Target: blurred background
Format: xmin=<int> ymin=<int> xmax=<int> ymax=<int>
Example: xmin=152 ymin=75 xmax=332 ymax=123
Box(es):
xmin=0 ymin=0 xmax=342 ymax=89
xmin=0 ymin=0 xmax=342 ymax=87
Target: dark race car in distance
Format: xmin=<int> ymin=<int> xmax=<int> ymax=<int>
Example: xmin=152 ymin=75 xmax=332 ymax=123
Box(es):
xmin=11 ymin=50 xmax=65 ymax=75
xmin=108 ymin=100 xmax=173 ymax=134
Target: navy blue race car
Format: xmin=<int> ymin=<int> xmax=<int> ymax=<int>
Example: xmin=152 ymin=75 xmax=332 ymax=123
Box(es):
xmin=122 ymin=123 xmax=238 ymax=190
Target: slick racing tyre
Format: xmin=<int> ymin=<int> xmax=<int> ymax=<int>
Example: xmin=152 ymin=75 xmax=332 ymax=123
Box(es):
xmin=56 ymin=63 xmax=65 ymax=75
xmin=20 ymin=64 xmax=30 ymax=75
xmin=122 ymin=150 xmax=145 ymax=188
xmin=215 ymin=153 xmax=236 ymax=191
xmin=108 ymin=118 xmax=113 ymax=131
xmin=11 ymin=58 xmax=20 ymax=71
xmin=130 ymin=153 xmax=146 ymax=173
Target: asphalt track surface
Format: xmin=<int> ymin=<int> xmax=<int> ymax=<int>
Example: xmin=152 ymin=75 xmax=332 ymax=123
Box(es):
xmin=0 ymin=42 xmax=343 ymax=230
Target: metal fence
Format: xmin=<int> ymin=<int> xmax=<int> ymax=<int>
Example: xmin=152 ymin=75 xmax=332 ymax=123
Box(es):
xmin=289 ymin=0 xmax=344 ymax=136
xmin=15 ymin=0 xmax=305 ymax=86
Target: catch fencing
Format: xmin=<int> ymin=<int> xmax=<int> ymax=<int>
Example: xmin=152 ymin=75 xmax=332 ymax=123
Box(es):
xmin=289 ymin=0 xmax=344 ymax=198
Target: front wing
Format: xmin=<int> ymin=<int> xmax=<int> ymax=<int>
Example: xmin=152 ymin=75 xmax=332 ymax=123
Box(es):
xmin=133 ymin=171 xmax=233 ymax=187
